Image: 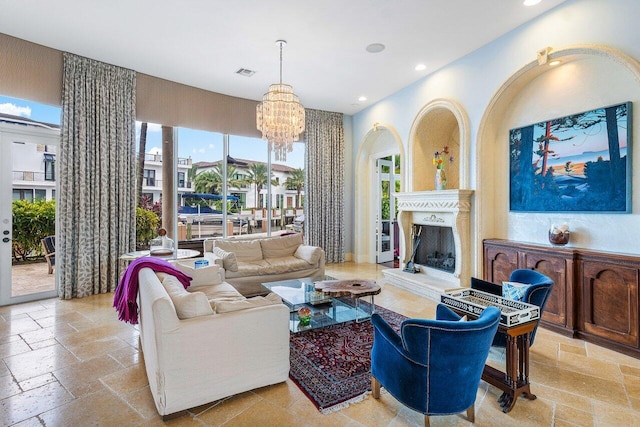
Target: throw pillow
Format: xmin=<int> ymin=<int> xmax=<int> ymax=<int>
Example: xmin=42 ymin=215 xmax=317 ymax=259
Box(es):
xmin=171 ymin=258 xmax=223 ymax=286
xmin=502 ymin=281 xmax=531 ymax=302
xmin=212 ymin=247 xmax=239 ymax=272
xmin=214 ymin=293 xmax=282 ymax=313
xmin=162 ymin=275 xmax=214 ymax=319
xmin=215 ymin=239 xmax=263 ymax=262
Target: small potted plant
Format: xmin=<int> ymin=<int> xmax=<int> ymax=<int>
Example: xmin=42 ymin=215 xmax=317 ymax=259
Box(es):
xmin=298 ymin=307 xmax=312 ymax=326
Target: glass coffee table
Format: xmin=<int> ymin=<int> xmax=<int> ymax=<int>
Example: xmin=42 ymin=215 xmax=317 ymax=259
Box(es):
xmin=262 ymin=275 xmax=375 ymax=333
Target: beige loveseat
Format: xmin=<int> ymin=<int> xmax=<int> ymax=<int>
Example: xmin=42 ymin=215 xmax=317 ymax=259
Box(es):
xmin=203 ymin=233 xmax=325 ymax=296
xmin=137 ymin=259 xmax=290 ymax=418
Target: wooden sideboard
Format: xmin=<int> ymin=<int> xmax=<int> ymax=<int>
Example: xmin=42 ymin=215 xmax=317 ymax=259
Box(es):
xmin=483 ymin=239 xmax=640 ymax=359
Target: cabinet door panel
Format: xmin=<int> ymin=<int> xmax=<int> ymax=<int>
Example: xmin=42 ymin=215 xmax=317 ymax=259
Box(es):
xmin=581 ymin=261 xmax=639 ymax=347
xmin=522 ymin=254 xmax=569 ymax=327
xmin=483 ymin=245 xmax=517 ymax=284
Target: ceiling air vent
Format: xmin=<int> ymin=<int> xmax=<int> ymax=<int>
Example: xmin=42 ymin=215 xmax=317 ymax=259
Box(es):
xmin=235 ymin=68 xmax=256 ymax=77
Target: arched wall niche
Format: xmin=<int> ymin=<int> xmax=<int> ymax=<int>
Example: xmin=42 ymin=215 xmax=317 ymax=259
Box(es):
xmin=407 ymin=98 xmax=470 ymax=191
xmin=475 ymin=44 xmax=640 ymax=275
xmin=354 ymin=124 xmax=404 ymax=263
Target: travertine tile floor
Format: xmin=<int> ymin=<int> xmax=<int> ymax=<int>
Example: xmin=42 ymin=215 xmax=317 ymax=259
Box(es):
xmin=1 ymin=262 xmax=639 ymax=426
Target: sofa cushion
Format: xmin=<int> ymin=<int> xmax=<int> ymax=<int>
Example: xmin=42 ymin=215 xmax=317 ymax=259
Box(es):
xmin=225 ymin=260 xmax=271 ymax=278
xmin=170 ymin=258 xmax=223 ymax=286
xmin=294 ymin=245 xmax=323 ymax=265
xmin=212 ymin=247 xmax=239 ymax=272
xmin=194 ymin=281 xmax=246 ymax=302
xmin=260 ymin=233 xmax=303 ymax=258
xmin=263 ymin=256 xmax=315 ymax=274
xmin=214 ymin=293 xmax=282 ymax=313
xmin=162 ymin=275 xmax=214 ymax=319
xmin=215 ymin=239 xmax=263 ymax=262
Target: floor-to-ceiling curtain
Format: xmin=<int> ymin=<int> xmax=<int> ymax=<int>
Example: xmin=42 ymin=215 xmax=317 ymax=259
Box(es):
xmin=58 ymin=53 xmax=136 ymax=298
xmin=304 ymin=109 xmax=345 ymax=263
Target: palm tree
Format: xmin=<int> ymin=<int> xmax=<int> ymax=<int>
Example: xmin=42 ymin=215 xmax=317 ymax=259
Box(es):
xmin=194 ymin=170 xmax=220 ymax=194
xmin=244 ymin=162 xmax=279 ymax=208
xmin=285 ymin=168 xmax=305 ymax=207
xmin=194 ymin=163 xmax=244 ymax=195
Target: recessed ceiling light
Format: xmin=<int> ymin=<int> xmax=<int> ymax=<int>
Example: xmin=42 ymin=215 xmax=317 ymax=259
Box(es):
xmin=549 ymin=60 xmax=561 ymax=66
xmin=523 ymin=0 xmax=541 ymax=6
xmin=366 ymin=43 xmax=386 ymax=53
xmin=358 ymin=96 xmax=367 ymax=102
xmin=415 ymin=64 xmax=426 ymax=71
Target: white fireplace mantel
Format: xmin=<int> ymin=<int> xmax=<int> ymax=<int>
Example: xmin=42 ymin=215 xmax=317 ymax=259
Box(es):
xmin=383 ymin=189 xmax=474 ymax=301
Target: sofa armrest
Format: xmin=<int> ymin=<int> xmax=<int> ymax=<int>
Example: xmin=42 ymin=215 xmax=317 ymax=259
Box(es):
xmin=203 ymin=251 xmax=224 ymax=269
xmin=294 ymin=245 xmax=324 ymax=265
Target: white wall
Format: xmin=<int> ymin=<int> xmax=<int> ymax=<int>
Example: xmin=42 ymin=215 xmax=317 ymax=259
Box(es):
xmin=350 ymin=0 xmax=640 ymax=267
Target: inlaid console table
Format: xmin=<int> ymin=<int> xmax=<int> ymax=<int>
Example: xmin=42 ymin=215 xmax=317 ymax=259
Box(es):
xmin=483 ymin=239 xmax=640 ymax=359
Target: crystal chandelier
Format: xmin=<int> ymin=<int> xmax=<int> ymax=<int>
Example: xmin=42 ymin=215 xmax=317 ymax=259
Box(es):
xmin=256 ymin=40 xmax=305 ymax=161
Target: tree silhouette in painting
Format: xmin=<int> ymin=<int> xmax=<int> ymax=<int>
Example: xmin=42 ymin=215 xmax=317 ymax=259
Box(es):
xmin=510 ymin=102 xmax=630 ymax=212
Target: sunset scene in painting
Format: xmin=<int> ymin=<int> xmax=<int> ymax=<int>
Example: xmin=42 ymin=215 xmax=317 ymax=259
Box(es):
xmin=509 ymin=102 xmax=630 ymax=212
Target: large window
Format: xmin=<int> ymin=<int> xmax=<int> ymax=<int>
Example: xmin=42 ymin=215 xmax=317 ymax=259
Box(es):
xmin=134 ymin=122 xmax=306 ymax=247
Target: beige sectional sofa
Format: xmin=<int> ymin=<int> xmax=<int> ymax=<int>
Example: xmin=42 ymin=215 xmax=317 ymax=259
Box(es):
xmin=137 ymin=260 xmax=290 ymax=418
xmin=203 ymin=233 xmax=325 ymax=296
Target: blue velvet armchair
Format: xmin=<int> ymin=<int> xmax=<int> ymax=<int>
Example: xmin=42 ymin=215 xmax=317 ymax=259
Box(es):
xmin=371 ymin=304 xmax=500 ymax=426
xmin=471 ymin=269 xmax=554 ymax=346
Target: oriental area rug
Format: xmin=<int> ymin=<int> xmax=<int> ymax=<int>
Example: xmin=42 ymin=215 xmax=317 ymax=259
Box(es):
xmin=288 ymin=304 xmax=406 ymax=413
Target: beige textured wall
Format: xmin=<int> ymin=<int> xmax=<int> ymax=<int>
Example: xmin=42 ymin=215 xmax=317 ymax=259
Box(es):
xmin=0 ymin=33 xmax=260 ymax=138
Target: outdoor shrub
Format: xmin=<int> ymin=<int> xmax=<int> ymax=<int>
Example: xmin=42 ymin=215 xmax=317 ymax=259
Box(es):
xmin=12 ymin=199 xmax=56 ymax=261
xmin=136 ymin=207 xmax=160 ymax=249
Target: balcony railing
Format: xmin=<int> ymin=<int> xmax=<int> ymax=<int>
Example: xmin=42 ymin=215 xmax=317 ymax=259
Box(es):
xmin=143 ymin=179 xmax=193 ymax=190
xmin=13 ymin=171 xmax=53 ymax=182
xmin=143 ymin=153 xmax=192 ymax=166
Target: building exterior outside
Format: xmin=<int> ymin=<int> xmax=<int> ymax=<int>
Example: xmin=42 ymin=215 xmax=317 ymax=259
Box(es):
xmin=194 ymin=158 xmax=304 ymax=211
xmin=3 ymin=114 xmax=304 ymax=214
xmin=140 ymin=153 xmax=194 ymax=205
xmin=1 ymin=113 xmax=58 ymax=202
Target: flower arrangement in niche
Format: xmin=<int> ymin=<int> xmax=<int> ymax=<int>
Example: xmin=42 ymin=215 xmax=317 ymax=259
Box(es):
xmin=433 ymin=146 xmax=454 ymax=170
xmin=433 ymin=146 xmax=454 ymax=190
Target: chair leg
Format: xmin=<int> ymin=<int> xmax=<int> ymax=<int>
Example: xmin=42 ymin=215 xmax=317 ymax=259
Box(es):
xmin=371 ymin=376 xmax=381 ymax=399
xmin=424 ymin=414 xmax=430 ymax=427
xmin=467 ymin=403 xmax=475 ymax=423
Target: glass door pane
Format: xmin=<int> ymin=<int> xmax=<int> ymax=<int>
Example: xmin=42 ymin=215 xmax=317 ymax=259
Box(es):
xmin=0 ymin=96 xmax=59 ymax=305
xmin=377 ymin=157 xmax=394 ymax=263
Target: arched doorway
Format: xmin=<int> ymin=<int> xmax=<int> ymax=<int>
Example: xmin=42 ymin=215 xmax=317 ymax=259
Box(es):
xmin=354 ymin=124 xmax=404 ymax=264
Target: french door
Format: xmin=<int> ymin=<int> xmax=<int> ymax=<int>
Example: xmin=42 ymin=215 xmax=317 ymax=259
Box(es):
xmin=0 ymin=122 xmax=59 ymax=306
xmin=376 ymin=158 xmax=394 ymax=263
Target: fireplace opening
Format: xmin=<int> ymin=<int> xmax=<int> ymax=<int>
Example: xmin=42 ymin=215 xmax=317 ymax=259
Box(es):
xmin=410 ymin=224 xmax=456 ymax=273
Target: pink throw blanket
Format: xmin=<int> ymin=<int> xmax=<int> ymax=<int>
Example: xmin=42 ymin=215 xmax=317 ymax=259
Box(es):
xmin=113 ymin=257 xmax=192 ymax=324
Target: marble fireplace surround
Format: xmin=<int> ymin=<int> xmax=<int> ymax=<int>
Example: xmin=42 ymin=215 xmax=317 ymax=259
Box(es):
xmin=382 ymin=189 xmax=473 ymax=301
